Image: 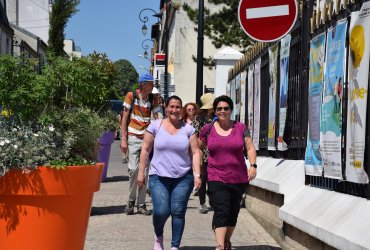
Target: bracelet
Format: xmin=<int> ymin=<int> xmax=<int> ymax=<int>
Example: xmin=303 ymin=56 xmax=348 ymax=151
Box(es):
xmin=194 ymin=173 xmax=201 ymax=178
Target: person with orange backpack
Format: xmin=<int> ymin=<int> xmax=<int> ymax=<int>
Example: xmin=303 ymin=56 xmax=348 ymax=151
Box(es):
xmin=121 ymin=73 xmax=161 ymax=215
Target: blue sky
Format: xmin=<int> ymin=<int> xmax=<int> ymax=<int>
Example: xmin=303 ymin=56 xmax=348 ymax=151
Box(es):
xmin=65 ymin=0 xmax=160 ymax=75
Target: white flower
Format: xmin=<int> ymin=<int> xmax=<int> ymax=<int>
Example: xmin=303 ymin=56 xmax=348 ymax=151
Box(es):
xmin=48 ymin=126 xmax=55 ymax=132
xmin=33 ymin=133 xmax=39 ymax=137
xmin=13 ymin=145 xmax=18 ymax=149
xmin=5 ymin=139 xmax=10 ymax=144
xmin=0 ymin=141 xmax=5 ymax=146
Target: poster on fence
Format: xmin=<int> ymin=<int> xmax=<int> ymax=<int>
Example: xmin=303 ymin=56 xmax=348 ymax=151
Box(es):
xmin=253 ymin=58 xmax=261 ymax=150
xmin=240 ymin=70 xmax=247 ymax=123
xmin=278 ymin=35 xmax=291 ymax=151
xmin=346 ymin=2 xmax=370 ymax=184
xmin=230 ymin=78 xmax=236 ymax=120
xmin=268 ymin=44 xmax=279 ymax=150
xmin=321 ymin=19 xmax=347 ymax=179
xmin=247 ymin=64 xmax=254 ymax=136
xmin=305 ymin=32 xmax=326 ymax=176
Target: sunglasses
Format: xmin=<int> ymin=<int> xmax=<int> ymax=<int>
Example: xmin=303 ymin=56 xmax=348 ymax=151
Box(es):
xmin=187 ymin=108 xmax=195 ymax=111
xmin=216 ymin=106 xmax=230 ymax=112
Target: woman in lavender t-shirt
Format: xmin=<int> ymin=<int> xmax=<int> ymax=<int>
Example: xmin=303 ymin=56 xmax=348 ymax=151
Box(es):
xmin=137 ymin=95 xmax=201 ymax=250
xmin=199 ymin=95 xmax=257 ymax=250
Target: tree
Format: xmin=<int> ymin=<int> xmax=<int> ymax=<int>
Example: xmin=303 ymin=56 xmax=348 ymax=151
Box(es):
xmin=183 ymin=0 xmax=253 ymax=52
xmin=113 ymin=59 xmax=138 ymax=98
xmin=48 ymin=0 xmax=80 ymax=56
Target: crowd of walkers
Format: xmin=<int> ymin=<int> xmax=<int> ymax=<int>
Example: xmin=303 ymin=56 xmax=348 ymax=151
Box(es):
xmin=120 ymin=73 xmax=257 ymax=250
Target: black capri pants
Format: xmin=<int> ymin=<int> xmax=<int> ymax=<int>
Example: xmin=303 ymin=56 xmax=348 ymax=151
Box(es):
xmin=208 ymin=181 xmax=247 ymax=230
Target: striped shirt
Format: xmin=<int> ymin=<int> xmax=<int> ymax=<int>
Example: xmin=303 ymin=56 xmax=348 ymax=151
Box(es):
xmin=123 ymin=90 xmax=159 ymax=138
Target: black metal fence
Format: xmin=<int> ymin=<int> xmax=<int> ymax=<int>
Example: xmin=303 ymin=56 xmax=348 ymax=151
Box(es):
xmin=232 ymin=0 xmax=370 ymax=199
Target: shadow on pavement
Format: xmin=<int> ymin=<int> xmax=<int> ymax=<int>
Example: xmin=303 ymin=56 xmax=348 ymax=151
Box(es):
xmin=181 ymin=246 xmax=281 ymax=250
xmin=90 ymin=205 xmax=126 ymax=216
xmin=103 ymin=175 xmax=129 ymax=182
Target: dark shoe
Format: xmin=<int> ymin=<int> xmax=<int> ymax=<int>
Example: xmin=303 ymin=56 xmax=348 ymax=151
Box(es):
xmin=137 ymin=204 xmax=152 ymax=215
xmin=125 ymin=201 xmax=135 ymax=215
xmin=224 ymin=241 xmax=231 ymax=250
xmin=199 ymin=204 xmax=208 ymax=214
xmin=193 ymin=190 xmax=199 ymax=196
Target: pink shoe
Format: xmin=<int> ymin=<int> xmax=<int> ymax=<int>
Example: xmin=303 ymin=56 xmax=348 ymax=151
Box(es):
xmin=154 ymin=236 xmax=164 ymax=250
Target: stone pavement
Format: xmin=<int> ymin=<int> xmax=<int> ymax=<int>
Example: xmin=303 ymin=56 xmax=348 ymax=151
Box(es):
xmin=85 ymin=141 xmax=281 ymax=250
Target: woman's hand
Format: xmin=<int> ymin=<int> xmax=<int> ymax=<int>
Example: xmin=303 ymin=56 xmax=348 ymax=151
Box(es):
xmin=194 ymin=176 xmax=202 ymax=190
xmin=248 ymin=166 xmax=257 ymax=181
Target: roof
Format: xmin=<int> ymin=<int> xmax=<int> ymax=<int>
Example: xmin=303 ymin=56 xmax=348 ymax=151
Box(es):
xmin=213 ymin=46 xmax=243 ymax=60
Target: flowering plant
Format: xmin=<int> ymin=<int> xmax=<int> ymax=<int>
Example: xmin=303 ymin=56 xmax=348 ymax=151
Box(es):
xmin=0 ymin=118 xmax=72 ymax=176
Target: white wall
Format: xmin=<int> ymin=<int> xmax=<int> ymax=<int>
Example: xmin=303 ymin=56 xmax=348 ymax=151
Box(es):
xmin=7 ymin=0 xmax=50 ymax=44
xmin=167 ymin=0 xmax=218 ymax=104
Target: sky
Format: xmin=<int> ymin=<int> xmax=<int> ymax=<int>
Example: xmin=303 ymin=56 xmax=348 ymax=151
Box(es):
xmin=65 ymin=0 xmax=160 ymax=75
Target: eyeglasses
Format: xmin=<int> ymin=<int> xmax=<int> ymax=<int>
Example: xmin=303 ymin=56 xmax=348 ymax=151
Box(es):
xmin=216 ymin=106 xmax=230 ymax=112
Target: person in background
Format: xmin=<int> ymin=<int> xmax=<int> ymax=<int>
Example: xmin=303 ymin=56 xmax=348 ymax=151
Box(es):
xmin=192 ymin=93 xmax=215 ymax=214
xmin=199 ymin=95 xmax=257 ymax=250
xmin=152 ymin=87 xmax=165 ymax=119
xmin=121 ymin=72 xmax=161 ymax=216
xmin=181 ymin=102 xmax=199 ymax=125
xmin=137 ymin=95 xmax=201 ymax=250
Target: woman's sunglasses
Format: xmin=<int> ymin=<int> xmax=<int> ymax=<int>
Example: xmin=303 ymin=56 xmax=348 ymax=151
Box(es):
xmin=216 ymin=106 xmax=230 ymax=112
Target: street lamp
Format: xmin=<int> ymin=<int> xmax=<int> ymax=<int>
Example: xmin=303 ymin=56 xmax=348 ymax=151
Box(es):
xmin=139 ymin=8 xmax=162 ymax=36
xmin=141 ymin=38 xmax=154 ymax=61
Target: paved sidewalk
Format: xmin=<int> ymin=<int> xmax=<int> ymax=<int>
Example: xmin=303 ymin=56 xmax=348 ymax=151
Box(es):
xmin=85 ymin=141 xmax=281 ymax=250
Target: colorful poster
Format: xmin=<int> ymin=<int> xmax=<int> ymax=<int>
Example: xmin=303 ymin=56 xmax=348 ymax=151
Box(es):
xmin=240 ymin=70 xmax=247 ymax=124
xmin=305 ymin=32 xmax=326 ymax=176
xmin=247 ymin=64 xmax=254 ymax=136
xmin=278 ymin=35 xmax=291 ymax=151
xmin=253 ymin=58 xmax=261 ymax=150
xmin=268 ymin=44 xmax=279 ymax=151
xmin=346 ymin=2 xmax=370 ymax=184
xmin=321 ymin=19 xmax=347 ymax=179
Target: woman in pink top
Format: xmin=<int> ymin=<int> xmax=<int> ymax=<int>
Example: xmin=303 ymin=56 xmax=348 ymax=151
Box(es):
xmin=199 ymin=95 xmax=257 ymax=250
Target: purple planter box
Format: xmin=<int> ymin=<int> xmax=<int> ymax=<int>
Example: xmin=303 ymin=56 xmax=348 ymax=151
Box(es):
xmin=98 ymin=131 xmax=115 ymax=182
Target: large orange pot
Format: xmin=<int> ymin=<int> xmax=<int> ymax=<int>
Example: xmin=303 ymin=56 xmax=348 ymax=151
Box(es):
xmin=0 ymin=163 xmax=104 ymax=250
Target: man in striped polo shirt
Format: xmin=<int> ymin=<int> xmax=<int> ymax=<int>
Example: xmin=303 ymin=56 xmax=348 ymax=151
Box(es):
xmin=121 ymin=73 xmax=161 ymax=215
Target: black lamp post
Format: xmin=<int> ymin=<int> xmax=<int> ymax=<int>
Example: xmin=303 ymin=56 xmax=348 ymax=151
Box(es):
xmin=196 ymin=0 xmax=204 ymax=106
xmin=141 ymin=38 xmax=154 ymax=61
xmin=139 ymin=8 xmax=162 ymax=36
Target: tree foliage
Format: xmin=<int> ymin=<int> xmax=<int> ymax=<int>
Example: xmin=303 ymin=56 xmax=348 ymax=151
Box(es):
xmin=48 ymin=0 xmax=80 ymax=56
xmin=183 ymin=0 xmax=253 ymax=52
xmin=113 ymin=59 xmax=138 ymax=99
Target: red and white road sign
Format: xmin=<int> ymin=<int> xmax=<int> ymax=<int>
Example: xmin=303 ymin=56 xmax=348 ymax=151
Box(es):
xmin=238 ymin=0 xmax=297 ymax=42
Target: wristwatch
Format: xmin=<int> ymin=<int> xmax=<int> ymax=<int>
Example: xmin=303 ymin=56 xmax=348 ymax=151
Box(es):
xmin=250 ymin=163 xmax=257 ymax=169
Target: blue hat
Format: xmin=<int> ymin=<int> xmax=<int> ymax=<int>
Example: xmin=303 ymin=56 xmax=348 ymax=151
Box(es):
xmin=139 ymin=73 xmax=154 ymax=83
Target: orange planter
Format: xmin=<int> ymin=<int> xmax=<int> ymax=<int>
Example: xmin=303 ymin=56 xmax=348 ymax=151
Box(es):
xmin=0 ymin=163 xmax=104 ymax=250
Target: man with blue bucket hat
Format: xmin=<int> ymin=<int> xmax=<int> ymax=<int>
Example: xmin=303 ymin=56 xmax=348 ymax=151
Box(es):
xmin=121 ymin=72 xmax=161 ymax=215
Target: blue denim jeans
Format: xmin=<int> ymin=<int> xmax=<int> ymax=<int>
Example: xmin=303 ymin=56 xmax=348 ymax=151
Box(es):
xmin=149 ymin=171 xmax=194 ymax=248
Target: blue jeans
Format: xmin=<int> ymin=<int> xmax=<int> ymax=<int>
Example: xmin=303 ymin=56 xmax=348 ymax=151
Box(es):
xmin=149 ymin=171 xmax=194 ymax=248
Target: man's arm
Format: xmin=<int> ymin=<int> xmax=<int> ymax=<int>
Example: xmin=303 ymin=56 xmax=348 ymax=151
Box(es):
xmin=120 ymin=106 xmax=130 ymax=154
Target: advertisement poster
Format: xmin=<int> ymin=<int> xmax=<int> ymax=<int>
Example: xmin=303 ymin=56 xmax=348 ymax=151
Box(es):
xmin=305 ymin=32 xmax=326 ymax=176
xmin=346 ymin=2 xmax=370 ymax=184
xmin=240 ymin=70 xmax=247 ymax=123
xmin=247 ymin=64 xmax=254 ymax=137
xmin=253 ymin=58 xmax=261 ymax=150
xmin=268 ymin=44 xmax=279 ymax=150
xmin=321 ymin=19 xmax=347 ymax=179
xmin=278 ymin=35 xmax=291 ymax=151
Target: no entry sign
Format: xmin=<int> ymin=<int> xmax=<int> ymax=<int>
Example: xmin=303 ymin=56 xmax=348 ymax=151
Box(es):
xmin=238 ymin=0 xmax=298 ymax=42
